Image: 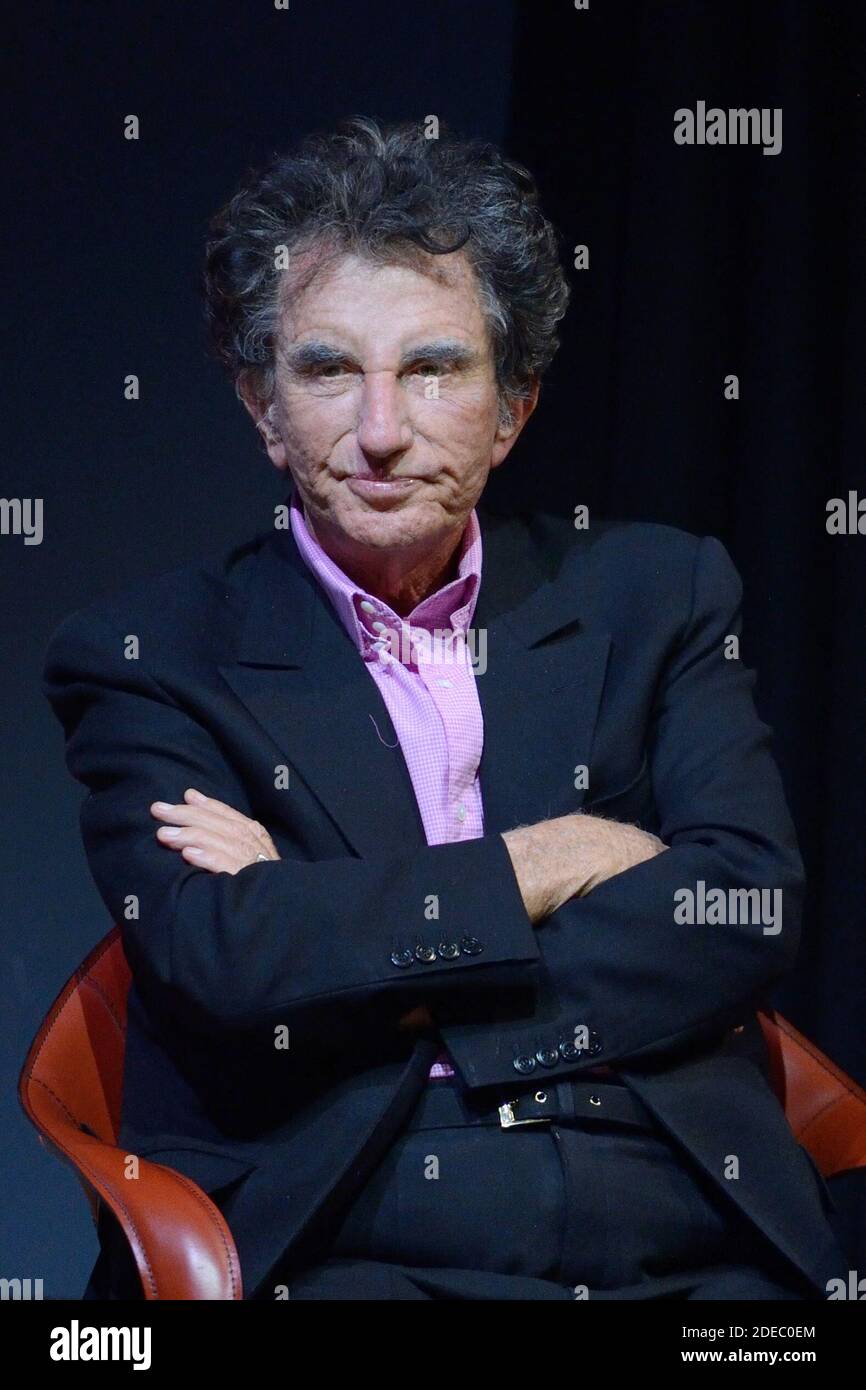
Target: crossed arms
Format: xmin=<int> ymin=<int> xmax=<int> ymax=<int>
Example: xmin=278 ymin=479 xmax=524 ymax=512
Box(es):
xmin=42 ymin=535 xmax=804 ymax=1078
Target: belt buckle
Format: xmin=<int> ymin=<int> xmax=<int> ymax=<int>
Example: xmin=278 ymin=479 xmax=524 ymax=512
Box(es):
xmin=498 ymin=1096 xmax=552 ymax=1129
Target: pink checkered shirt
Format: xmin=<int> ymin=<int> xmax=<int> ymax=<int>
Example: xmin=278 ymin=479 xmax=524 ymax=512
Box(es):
xmin=290 ymin=492 xmax=485 ymax=1080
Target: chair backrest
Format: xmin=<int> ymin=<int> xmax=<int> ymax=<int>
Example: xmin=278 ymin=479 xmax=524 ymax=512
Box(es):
xmin=19 ymin=928 xmax=129 ymax=1204
xmin=19 ymin=928 xmax=248 ymax=1299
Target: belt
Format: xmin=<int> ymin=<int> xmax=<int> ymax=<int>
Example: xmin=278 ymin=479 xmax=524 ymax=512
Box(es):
xmin=404 ymin=1078 xmax=658 ymax=1133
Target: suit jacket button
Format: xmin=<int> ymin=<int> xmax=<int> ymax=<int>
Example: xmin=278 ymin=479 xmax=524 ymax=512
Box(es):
xmin=513 ymin=1054 xmax=537 ymax=1075
xmin=390 ymin=948 xmax=415 ymax=969
xmin=414 ymin=944 xmax=437 ymax=963
xmin=437 ymin=941 xmax=461 ymax=960
xmin=460 ymin=935 xmax=484 ymax=956
xmin=536 ymin=1047 xmax=560 ymax=1068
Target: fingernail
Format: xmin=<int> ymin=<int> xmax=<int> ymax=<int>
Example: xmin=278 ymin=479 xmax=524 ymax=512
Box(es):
xmin=153 ymin=802 xmax=173 ymax=811
xmin=160 ymin=827 xmax=181 ymax=838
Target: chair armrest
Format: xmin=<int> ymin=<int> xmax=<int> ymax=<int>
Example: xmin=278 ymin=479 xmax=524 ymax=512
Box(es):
xmin=759 ymin=1010 xmax=866 ymax=1178
xmin=45 ymin=1133 xmax=243 ymax=1300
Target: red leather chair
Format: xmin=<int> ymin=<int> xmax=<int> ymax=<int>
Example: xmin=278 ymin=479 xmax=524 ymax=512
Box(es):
xmin=19 ymin=928 xmax=242 ymax=1300
xmin=19 ymin=925 xmax=866 ymax=1300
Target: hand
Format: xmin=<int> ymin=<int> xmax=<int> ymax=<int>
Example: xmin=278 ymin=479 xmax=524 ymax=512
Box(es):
xmin=398 ymin=1004 xmax=435 ymax=1034
xmin=150 ymin=788 xmax=280 ymax=875
xmin=588 ymin=818 xmax=668 ymax=888
xmin=502 ymin=812 xmax=668 ymax=924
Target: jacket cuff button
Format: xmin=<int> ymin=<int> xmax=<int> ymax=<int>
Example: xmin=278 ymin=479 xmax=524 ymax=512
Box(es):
xmin=460 ymin=935 xmax=483 ymax=956
xmin=390 ymin=948 xmax=415 ymax=969
xmin=437 ymin=941 xmax=461 ymax=960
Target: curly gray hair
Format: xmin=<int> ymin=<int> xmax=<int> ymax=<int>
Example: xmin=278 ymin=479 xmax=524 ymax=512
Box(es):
xmin=203 ymin=116 xmax=571 ymax=422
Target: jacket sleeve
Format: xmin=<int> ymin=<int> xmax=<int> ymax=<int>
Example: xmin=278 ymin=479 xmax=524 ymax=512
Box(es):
xmin=42 ymin=606 xmax=539 ymax=1040
xmin=440 ymin=535 xmax=806 ymax=1088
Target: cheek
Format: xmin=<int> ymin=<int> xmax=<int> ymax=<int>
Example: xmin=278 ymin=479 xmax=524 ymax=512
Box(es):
xmin=426 ymin=401 xmax=500 ymax=470
xmin=279 ymin=402 xmax=346 ymax=469
xmin=418 ymin=388 xmax=500 ymax=447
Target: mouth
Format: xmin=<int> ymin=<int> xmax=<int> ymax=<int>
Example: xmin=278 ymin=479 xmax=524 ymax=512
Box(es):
xmin=342 ymin=474 xmax=423 ymax=505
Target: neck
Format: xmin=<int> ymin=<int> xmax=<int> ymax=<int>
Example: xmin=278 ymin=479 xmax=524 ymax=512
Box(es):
xmin=307 ymin=516 xmax=467 ymax=616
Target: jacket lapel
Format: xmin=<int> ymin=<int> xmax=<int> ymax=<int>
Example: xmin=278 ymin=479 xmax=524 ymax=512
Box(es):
xmin=217 ymin=523 xmax=426 ymax=857
xmin=218 ymin=504 xmax=612 ymax=852
xmin=473 ymin=509 xmax=612 ymax=833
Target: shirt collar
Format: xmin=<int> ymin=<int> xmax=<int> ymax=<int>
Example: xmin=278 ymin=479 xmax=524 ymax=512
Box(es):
xmin=289 ymin=489 xmax=482 ymax=665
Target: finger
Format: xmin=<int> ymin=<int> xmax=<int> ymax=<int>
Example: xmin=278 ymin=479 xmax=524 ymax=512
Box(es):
xmin=149 ymin=795 xmax=243 ymax=830
xmin=185 ymin=793 xmax=274 ymax=852
xmin=180 ymin=839 xmax=268 ymax=874
xmin=155 ymin=824 xmax=249 ymax=862
xmin=193 ymin=806 xmax=274 ymax=857
xmin=247 ymin=821 xmax=276 ymax=852
xmin=150 ymin=800 xmax=220 ymax=824
xmin=152 ymin=797 xmax=273 ymax=855
xmin=151 ymin=801 xmax=245 ymax=833
xmin=183 ymin=788 xmax=254 ymax=826
xmin=181 ymin=843 xmax=240 ymax=874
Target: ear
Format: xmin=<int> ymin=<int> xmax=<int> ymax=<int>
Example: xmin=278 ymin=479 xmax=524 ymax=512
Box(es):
xmin=490 ymin=378 xmax=540 ymax=470
xmin=237 ymin=374 xmax=290 ymax=471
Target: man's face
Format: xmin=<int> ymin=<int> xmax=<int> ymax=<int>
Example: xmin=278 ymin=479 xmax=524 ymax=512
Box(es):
xmin=244 ymin=250 xmax=536 ymax=562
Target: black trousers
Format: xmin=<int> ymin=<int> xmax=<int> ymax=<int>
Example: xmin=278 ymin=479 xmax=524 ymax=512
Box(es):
xmin=85 ymin=1077 xmax=817 ymax=1301
xmin=276 ymin=1077 xmax=814 ymax=1301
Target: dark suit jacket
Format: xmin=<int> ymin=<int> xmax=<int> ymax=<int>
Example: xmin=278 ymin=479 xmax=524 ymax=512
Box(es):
xmin=43 ymin=498 xmax=846 ymax=1298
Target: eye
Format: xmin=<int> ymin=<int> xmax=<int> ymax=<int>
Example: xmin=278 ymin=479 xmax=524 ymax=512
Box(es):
xmin=319 ymin=362 xmax=347 ymax=378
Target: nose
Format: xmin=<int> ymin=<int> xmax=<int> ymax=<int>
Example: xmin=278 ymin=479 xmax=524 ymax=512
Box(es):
xmin=355 ymin=371 xmax=412 ymax=460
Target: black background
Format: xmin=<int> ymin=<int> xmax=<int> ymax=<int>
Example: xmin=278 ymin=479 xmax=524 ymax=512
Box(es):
xmin=3 ymin=0 xmax=863 ymax=1297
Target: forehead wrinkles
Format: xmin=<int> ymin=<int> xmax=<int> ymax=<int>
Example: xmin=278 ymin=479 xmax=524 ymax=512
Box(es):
xmin=275 ymin=246 xmax=488 ymax=350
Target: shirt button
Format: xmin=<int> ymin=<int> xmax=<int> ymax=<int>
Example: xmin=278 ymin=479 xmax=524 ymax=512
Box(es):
xmin=456 ymin=804 xmax=467 ymax=822
xmin=360 ymin=600 xmax=378 ymax=614
xmin=372 ymin=621 xmax=388 ymax=633
xmin=436 ymin=678 xmax=453 ymax=688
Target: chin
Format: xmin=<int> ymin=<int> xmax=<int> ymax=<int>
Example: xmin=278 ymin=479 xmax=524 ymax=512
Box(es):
xmin=343 ymin=503 xmax=440 ymax=550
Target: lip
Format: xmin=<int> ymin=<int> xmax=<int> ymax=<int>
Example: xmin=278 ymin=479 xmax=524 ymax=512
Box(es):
xmin=343 ymin=475 xmax=423 ymax=504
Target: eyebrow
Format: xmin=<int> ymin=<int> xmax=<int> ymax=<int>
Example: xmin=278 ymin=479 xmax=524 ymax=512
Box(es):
xmin=399 ymin=340 xmax=479 ymax=370
xmin=281 ymin=338 xmax=479 ymax=372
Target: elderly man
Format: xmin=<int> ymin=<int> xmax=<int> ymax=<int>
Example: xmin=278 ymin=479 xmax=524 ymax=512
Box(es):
xmin=44 ymin=116 xmax=845 ymax=1301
